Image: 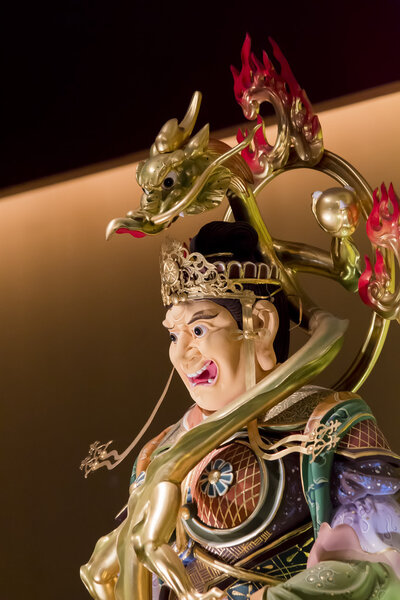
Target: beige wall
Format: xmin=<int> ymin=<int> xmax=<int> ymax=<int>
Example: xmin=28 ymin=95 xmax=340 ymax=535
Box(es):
xmin=1 ymin=91 xmax=400 ymax=599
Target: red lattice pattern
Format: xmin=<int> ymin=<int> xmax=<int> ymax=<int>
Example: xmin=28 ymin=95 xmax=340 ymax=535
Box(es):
xmin=338 ymin=419 xmax=390 ymax=451
xmin=190 ymin=443 xmax=261 ymax=529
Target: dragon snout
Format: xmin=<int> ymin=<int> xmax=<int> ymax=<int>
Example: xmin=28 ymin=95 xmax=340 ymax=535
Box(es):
xmin=140 ymin=191 xmax=162 ymax=214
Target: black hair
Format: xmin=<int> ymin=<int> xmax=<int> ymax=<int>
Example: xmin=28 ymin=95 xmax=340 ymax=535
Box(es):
xmin=190 ymin=221 xmax=290 ymax=363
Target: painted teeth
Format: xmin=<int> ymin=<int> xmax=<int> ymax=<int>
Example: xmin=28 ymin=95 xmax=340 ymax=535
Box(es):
xmin=187 ymin=361 xmax=211 ymax=378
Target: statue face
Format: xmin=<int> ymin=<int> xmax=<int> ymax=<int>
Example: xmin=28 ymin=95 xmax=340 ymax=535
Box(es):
xmin=163 ymin=299 xmax=277 ymax=412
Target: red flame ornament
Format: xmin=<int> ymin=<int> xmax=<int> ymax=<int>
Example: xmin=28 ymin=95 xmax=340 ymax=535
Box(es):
xmin=358 ymin=183 xmax=400 ymax=318
xmin=231 ymin=34 xmax=322 ymax=174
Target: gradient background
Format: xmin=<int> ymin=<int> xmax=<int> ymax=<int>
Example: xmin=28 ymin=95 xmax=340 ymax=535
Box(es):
xmin=1 ymin=3 xmax=400 ymax=598
xmin=1 ymin=90 xmax=400 ymax=599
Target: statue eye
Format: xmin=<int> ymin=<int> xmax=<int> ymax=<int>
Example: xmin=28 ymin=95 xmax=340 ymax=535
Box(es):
xmin=162 ymin=170 xmax=178 ymax=190
xmin=193 ymin=325 xmax=207 ymax=338
xmin=170 ymin=332 xmax=178 ymax=343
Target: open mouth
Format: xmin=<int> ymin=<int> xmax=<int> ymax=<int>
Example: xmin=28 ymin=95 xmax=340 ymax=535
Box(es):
xmin=186 ymin=360 xmax=218 ymax=387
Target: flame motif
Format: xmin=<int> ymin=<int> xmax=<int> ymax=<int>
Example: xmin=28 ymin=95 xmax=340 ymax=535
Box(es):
xmin=366 ymin=183 xmax=400 ymax=255
xmin=231 ymin=34 xmax=313 ymax=122
xmin=358 ymin=183 xmax=400 ymax=319
xmin=231 ymin=34 xmax=322 ymax=173
xmin=237 ymin=115 xmax=271 ymax=174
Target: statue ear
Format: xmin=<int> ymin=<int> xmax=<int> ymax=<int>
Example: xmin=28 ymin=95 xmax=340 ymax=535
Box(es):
xmin=252 ymin=299 xmax=279 ymax=371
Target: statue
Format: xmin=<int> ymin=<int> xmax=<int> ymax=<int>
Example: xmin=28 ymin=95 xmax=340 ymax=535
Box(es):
xmin=80 ymin=35 xmax=400 ymax=600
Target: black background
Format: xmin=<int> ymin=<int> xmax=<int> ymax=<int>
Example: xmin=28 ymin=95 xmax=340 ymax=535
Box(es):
xmin=0 ymin=0 xmax=399 ymax=191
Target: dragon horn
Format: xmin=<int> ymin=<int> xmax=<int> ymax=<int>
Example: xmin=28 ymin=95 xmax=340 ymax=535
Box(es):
xmin=150 ymin=124 xmax=262 ymax=225
xmin=154 ymin=91 xmax=202 ymax=154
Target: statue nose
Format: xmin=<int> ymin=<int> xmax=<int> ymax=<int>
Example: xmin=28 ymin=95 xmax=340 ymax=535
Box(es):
xmin=177 ymin=334 xmax=200 ymax=361
xmin=185 ymin=346 xmax=200 ymax=360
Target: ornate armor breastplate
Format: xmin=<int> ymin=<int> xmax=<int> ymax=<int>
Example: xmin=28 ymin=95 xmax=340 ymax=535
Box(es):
xmin=183 ymin=434 xmax=285 ymax=547
xmin=180 ymin=431 xmax=312 ymax=593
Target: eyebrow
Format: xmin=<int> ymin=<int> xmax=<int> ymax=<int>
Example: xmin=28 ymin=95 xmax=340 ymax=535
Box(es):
xmin=187 ymin=311 xmax=218 ymax=325
xmin=163 ymin=310 xmax=219 ymax=330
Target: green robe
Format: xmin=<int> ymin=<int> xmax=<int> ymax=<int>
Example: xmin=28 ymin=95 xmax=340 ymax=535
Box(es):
xmin=266 ymin=560 xmax=400 ymax=599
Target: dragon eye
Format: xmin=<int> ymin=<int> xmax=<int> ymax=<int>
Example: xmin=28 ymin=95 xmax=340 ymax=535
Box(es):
xmin=162 ymin=170 xmax=178 ymax=190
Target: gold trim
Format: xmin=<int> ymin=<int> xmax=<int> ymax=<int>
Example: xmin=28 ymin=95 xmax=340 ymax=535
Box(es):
xmin=230 ymin=278 xmax=281 ymax=286
xmin=193 ymin=546 xmax=280 ymax=586
xmin=263 ymin=420 xmax=308 ymax=431
xmin=336 ymin=448 xmax=400 ymax=461
xmin=237 ymin=522 xmax=313 ymax=566
xmin=204 ymin=252 xmax=234 ymax=259
xmin=337 ymin=412 xmax=374 ymax=435
xmin=199 ymin=522 xmax=314 ymax=589
xmin=303 ymin=394 xmax=361 ymax=434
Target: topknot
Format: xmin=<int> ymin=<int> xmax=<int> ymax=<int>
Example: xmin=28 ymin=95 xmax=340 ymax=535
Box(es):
xmin=190 ymin=221 xmax=260 ymax=262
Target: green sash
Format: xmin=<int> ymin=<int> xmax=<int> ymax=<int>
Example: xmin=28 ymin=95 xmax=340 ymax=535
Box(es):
xmin=301 ymin=397 xmax=375 ymax=537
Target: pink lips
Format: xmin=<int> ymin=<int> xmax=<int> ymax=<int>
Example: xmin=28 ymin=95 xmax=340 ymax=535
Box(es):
xmin=187 ymin=361 xmax=218 ymax=387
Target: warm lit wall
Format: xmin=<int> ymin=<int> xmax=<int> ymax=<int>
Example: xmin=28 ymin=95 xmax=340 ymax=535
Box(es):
xmin=1 ymin=91 xmax=400 ymax=600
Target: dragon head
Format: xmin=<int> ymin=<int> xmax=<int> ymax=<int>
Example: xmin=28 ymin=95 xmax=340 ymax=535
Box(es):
xmin=106 ymin=92 xmax=254 ymax=239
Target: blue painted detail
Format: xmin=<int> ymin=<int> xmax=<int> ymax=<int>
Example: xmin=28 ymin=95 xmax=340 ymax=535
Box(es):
xmin=178 ymin=537 xmax=195 ymax=566
xmin=134 ymin=471 xmax=146 ymax=488
xmin=199 ymin=459 xmax=234 ymax=497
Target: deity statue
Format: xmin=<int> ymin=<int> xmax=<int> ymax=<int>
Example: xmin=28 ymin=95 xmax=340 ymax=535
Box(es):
xmin=80 ymin=35 xmax=400 ymax=600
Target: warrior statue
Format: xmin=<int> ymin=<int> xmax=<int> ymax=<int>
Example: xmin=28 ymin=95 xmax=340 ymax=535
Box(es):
xmin=80 ymin=35 xmax=400 ymax=600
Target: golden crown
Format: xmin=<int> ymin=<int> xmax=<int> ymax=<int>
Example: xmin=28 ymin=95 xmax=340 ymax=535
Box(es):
xmin=160 ymin=238 xmax=281 ymax=306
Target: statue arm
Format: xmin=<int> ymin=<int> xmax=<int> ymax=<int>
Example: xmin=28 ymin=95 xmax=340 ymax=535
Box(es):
xmin=80 ymin=522 xmax=123 ymax=600
xmin=116 ymin=481 xmax=224 ymax=600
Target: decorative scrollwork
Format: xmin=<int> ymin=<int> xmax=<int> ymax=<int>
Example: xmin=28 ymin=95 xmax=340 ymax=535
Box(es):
xmin=80 ymin=440 xmax=114 ymax=478
xmin=307 ymin=420 xmax=341 ymax=463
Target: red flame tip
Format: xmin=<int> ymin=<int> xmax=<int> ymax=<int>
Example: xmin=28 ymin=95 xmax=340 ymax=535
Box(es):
xmin=358 ymin=255 xmax=372 ymax=305
xmin=235 ymin=116 xmax=270 ymax=174
xmin=361 ymin=184 xmax=400 ymax=308
xmin=367 ymin=183 xmax=400 ymax=248
xmin=255 ymin=115 xmax=267 ymax=146
xmin=374 ymin=250 xmax=387 ymax=278
xmin=380 ymin=182 xmax=388 ymax=203
xmin=236 ymin=128 xmax=244 ymax=144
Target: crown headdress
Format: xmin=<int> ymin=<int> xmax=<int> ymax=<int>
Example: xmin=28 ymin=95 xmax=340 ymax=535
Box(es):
xmin=160 ymin=238 xmax=281 ymax=306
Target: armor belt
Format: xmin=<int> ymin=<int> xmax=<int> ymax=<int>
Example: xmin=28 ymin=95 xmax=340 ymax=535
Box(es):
xmin=186 ymin=521 xmax=314 ymax=593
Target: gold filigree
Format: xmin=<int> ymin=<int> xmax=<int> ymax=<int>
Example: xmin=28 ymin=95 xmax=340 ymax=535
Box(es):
xmin=248 ymin=419 xmax=341 ymax=463
xmin=160 ymin=238 xmax=281 ymax=306
xmin=307 ymin=420 xmax=341 ymax=462
xmin=80 ymin=440 xmax=113 ymax=478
